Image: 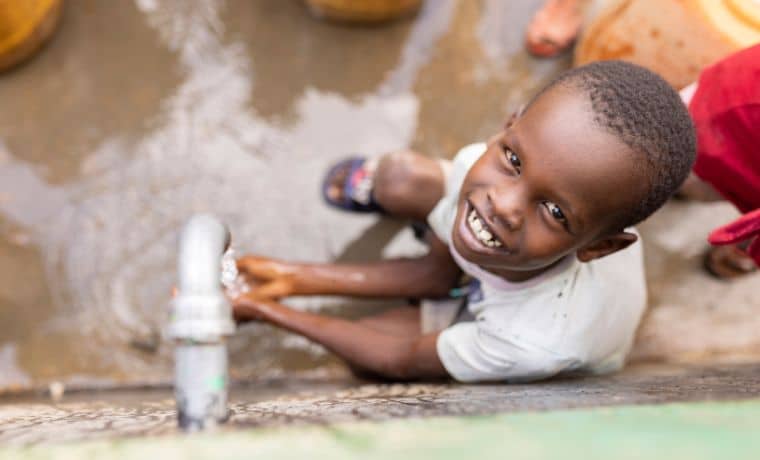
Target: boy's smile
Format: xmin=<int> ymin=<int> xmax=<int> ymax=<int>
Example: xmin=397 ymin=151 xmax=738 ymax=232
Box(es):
xmin=465 ymin=204 xmax=505 ymax=249
xmin=451 ymin=85 xmax=644 ymax=282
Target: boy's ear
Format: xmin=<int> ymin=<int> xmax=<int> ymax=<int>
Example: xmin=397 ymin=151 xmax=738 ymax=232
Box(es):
xmin=576 ymin=231 xmax=638 ymax=263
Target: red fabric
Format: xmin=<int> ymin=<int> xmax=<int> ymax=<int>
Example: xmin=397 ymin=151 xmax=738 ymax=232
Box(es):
xmin=689 ymin=44 xmax=760 ymax=214
xmin=688 ymin=44 xmax=760 ymax=266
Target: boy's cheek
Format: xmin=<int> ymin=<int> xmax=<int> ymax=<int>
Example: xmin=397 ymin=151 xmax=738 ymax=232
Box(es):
xmin=521 ymin=235 xmax=575 ymax=266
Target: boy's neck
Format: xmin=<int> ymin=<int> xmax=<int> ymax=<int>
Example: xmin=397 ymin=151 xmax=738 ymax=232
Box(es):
xmin=450 ymin=243 xmax=573 ymax=286
xmin=488 ymin=258 xmax=567 ymax=283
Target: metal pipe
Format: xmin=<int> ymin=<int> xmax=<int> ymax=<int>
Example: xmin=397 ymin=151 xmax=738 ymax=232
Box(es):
xmin=167 ymin=214 xmax=235 ymax=432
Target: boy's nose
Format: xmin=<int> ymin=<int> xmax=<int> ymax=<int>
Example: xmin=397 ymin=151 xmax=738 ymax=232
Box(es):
xmin=487 ymin=186 xmax=525 ymax=232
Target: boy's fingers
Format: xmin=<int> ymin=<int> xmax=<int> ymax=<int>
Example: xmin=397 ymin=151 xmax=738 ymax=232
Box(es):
xmin=251 ymin=279 xmax=293 ymax=300
xmin=231 ymin=293 xmax=285 ymax=322
xmin=232 ymin=300 xmax=261 ymax=323
xmin=231 ymin=293 xmax=261 ymax=313
xmin=236 ymin=256 xmax=281 ymax=278
xmin=236 ymin=256 xmax=262 ymax=273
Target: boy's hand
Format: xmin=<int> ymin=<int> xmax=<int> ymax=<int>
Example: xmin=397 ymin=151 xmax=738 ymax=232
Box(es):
xmin=231 ymin=293 xmax=279 ymax=324
xmin=235 ymin=255 xmax=298 ymax=300
xmin=230 ymin=292 xmax=448 ymax=381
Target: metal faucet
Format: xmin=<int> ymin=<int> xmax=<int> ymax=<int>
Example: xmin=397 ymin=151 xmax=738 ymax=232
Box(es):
xmin=167 ymin=214 xmax=236 ymax=431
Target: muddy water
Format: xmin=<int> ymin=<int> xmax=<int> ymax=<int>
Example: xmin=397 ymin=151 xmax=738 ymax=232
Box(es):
xmin=0 ymin=0 xmax=566 ymax=388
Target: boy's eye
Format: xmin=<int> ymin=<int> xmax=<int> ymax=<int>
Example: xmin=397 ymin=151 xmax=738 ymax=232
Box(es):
xmin=502 ymin=145 xmax=521 ymax=173
xmin=544 ymin=201 xmax=566 ymax=222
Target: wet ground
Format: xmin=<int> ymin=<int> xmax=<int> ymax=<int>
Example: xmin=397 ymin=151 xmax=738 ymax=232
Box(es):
xmin=0 ymin=0 xmax=758 ymax=394
xmin=2 ymin=361 xmax=760 ymax=446
xmin=0 ymin=0 xmax=570 ymax=387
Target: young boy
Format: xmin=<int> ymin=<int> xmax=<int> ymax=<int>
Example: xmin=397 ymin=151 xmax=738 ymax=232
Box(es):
xmin=232 ymin=61 xmax=696 ymax=383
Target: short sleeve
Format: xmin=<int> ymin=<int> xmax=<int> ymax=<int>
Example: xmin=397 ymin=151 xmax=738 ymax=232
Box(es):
xmin=427 ymin=143 xmax=487 ymax=244
xmin=436 ymin=322 xmax=578 ymax=383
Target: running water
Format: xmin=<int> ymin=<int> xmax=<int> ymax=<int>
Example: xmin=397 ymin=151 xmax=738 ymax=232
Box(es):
xmin=220 ymin=248 xmax=249 ymax=299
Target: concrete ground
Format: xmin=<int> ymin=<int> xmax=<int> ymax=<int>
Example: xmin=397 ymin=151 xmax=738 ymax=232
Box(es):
xmin=5 ymin=399 xmax=760 ymax=459
xmin=0 ymin=0 xmax=575 ymax=387
xmin=0 ymin=0 xmax=759 ymax=451
xmin=8 ymin=401 xmax=760 ymax=460
xmin=1 ymin=361 xmax=759 ymax=447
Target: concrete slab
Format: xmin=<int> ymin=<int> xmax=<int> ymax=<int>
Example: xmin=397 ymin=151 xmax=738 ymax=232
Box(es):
xmin=6 ymin=399 xmax=760 ymax=459
xmin=1 ymin=361 xmax=759 ymax=446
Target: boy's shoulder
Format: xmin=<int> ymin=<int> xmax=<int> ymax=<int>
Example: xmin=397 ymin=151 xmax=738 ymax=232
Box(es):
xmin=438 ymin=240 xmax=647 ymax=383
xmin=450 ymin=142 xmax=487 ymax=171
xmin=427 ymin=143 xmax=487 ymax=246
xmin=481 ymin=231 xmax=645 ymax=311
xmin=472 ymin=236 xmax=646 ymax=361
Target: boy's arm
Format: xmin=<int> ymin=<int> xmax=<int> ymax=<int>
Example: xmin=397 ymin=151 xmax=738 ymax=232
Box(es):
xmin=233 ymin=297 xmax=448 ymax=381
xmin=238 ymin=233 xmax=460 ymax=299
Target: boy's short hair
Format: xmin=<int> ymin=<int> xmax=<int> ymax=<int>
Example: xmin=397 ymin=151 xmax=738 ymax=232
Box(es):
xmin=534 ymin=60 xmax=696 ymax=230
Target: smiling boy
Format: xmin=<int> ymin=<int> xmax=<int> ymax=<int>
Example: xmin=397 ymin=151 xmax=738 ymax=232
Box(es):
xmin=233 ymin=61 xmax=696 ymax=382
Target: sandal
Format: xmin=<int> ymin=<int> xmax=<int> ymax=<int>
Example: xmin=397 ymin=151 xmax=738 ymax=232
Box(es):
xmin=322 ymin=156 xmax=433 ymax=243
xmin=322 ymin=157 xmax=385 ymax=213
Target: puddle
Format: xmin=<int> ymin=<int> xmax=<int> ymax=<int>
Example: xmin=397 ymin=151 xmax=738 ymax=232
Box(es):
xmin=0 ymin=0 xmax=569 ymax=388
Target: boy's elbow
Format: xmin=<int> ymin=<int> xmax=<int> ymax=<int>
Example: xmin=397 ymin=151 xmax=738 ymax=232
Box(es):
xmin=375 ymin=345 xmax=420 ymax=381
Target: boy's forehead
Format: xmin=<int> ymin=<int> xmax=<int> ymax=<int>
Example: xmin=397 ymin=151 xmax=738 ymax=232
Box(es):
xmin=523 ymin=84 xmax=593 ymax=133
xmin=515 ymin=87 xmax=642 ymax=219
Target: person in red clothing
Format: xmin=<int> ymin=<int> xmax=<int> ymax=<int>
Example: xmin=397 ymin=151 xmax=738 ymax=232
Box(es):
xmin=678 ymin=44 xmax=760 ymax=278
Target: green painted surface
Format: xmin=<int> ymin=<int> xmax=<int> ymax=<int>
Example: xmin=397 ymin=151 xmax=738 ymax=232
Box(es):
xmin=4 ymin=399 xmax=759 ymax=460
xmin=209 ymin=375 xmax=226 ymax=392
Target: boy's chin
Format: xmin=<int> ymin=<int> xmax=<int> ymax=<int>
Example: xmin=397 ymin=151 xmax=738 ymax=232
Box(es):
xmin=452 ymin=231 xmax=567 ymax=275
xmin=452 ymin=231 xmax=516 ymax=268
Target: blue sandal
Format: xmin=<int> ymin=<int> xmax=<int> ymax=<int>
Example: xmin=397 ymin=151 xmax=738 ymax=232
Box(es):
xmin=323 ymin=157 xmax=432 ymax=243
xmin=322 ymin=157 xmax=385 ymax=213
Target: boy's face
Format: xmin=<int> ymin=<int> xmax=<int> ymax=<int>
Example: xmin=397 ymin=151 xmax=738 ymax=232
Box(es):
xmin=452 ymin=86 xmax=643 ymax=280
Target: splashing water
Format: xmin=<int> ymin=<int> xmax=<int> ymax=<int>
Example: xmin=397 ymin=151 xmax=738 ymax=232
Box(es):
xmin=220 ymin=248 xmax=249 ymax=299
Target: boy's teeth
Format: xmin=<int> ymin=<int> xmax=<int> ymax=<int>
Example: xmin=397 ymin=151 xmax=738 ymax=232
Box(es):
xmin=467 ymin=208 xmax=503 ymax=248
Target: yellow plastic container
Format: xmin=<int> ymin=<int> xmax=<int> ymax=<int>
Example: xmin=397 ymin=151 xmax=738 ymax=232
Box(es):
xmin=575 ymin=0 xmax=760 ymax=88
xmin=305 ymin=0 xmax=421 ymax=24
xmin=0 ymin=0 xmax=62 ymax=71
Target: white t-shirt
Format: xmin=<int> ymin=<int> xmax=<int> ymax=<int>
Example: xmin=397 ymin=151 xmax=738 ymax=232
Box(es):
xmin=428 ymin=143 xmax=647 ymax=383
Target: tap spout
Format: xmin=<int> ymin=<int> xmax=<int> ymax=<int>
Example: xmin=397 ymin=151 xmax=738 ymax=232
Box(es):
xmin=168 ymin=213 xmax=235 ymax=431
